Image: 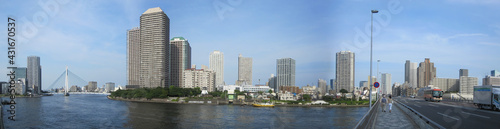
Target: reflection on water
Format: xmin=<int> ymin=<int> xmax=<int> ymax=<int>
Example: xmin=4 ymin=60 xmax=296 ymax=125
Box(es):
xmin=3 ymin=95 xmax=368 ymax=128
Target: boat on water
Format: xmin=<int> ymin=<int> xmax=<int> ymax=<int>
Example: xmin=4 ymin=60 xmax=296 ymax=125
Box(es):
xmin=64 ymin=93 xmax=70 ymax=96
xmin=252 ymin=103 xmax=275 ymax=107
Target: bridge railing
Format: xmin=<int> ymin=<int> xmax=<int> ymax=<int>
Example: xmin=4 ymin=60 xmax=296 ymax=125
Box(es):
xmin=395 ymin=99 xmax=445 ymax=129
xmin=354 ymin=97 xmax=380 ymax=129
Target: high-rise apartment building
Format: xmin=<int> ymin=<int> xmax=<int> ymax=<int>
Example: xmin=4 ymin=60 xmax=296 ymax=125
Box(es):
xmin=237 ymin=54 xmax=252 ymax=85
xmin=127 ymin=27 xmax=140 ymax=85
xmin=491 ymin=70 xmax=500 ymax=77
xmin=318 ymin=79 xmax=327 ymax=96
xmin=139 ymin=7 xmax=170 ymax=88
xmin=417 ymin=58 xmax=436 ymax=88
xmin=336 ymin=51 xmax=355 ymax=92
xmin=170 ymin=37 xmax=191 ymax=87
xmin=27 ymin=56 xmax=42 ymax=94
xmin=430 ymin=78 xmax=458 ymax=92
xmin=276 ymin=58 xmax=295 ymax=93
xmin=209 ymin=50 xmax=224 ymax=86
xmin=405 ymin=60 xmax=418 ymax=88
xmin=381 ymin=73 xmax=392 ymax=95
xmin=459 ymin=76 xmax=477 ymax=95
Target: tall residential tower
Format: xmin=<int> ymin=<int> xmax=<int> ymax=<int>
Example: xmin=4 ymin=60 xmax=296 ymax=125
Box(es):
xmin=170 ymin=37 xmax=191 ymax=87
xmin=27 ymin=56 xmax=42 ymax=94
xmin=336 ymin=51 xmax=355 ymax=93
xmin=276 ymin=58 xmax=295 ymax=93
xmin=127 ymin=27 xmax=140 ymax=85
xmin=209 ymin=50 xmax=224 ymax=86
xmin=139 ymin=7 xmax=170 ymax=88
xmin=237 ymin=54 xmax=252 ymax=85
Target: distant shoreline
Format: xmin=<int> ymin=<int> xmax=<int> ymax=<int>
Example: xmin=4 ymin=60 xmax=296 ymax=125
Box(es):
xmin=107 ymin=96 xmax=369 ymax=107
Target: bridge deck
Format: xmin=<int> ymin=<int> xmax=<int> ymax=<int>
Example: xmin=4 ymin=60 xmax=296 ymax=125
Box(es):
xmin=373 ymin=101 xmax=418 ymax=129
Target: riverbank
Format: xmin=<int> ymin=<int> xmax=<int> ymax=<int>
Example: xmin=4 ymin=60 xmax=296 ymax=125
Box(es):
xmin=107 ymin=96 xmax=369 ymax=107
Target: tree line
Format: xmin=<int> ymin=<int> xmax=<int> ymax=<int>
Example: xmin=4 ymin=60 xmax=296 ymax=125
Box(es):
xmin=110 ymin=86 xmax=202 ymax=99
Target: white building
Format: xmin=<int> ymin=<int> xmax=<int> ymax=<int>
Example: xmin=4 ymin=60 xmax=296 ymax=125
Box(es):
xmin=209 ymin=50 xmax=224 ymax=86
xmin=183 ymin=68 xmax=215 ymax=92
xmin=279 ymin=91 xmax=297 ymax=101
xmin=241 ymin=85 xmax=271 ymax=93
xmin=318 ymin=79 xmax=327 ymax=96
xmin=105 ymin=82 xmax=115 ymax=93
xmin=459 ymin=76 xmax=477 ymax=95
xmin=381 ymin=73 xmax=392 ymax=95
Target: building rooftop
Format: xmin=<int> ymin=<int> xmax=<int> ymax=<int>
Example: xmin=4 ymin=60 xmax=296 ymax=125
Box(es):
xmin=171 ymin=37 xmax=186 ymax=41
xmin=142 ymin=7 xmax=164 ymax=14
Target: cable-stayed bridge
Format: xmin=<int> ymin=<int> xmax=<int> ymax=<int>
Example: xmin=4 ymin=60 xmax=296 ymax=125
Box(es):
xmin=46 ymin=68 xmax=88 ymax=90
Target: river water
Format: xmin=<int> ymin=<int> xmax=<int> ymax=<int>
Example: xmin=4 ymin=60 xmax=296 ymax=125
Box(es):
xmin=2 ymin=94 xmax=368 ymax=128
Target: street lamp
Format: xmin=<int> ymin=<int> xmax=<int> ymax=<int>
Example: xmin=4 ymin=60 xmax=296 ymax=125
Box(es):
xmin=369 ymin=9 xmax=378 ymax=108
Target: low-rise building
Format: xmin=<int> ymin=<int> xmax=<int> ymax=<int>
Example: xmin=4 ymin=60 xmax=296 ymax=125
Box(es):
xmin=183 ymin=68 xmax=215 ymax=92
xmin=278 ymin=91 xmax=297 ymax=101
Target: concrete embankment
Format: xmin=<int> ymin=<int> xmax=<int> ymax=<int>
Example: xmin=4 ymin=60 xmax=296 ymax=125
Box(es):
xmin=107 ymin=96 xmax=369 ymax=107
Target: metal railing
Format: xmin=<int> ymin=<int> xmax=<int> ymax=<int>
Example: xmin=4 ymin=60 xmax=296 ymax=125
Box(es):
xmin=395 ymin=100 xmax=445 ymax=129
xmin=354 ymin=98 xmax=380 ymax=129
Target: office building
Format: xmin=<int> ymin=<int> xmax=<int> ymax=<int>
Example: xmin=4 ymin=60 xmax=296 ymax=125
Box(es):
xmin=336 ymin=51 xmax=355 ymax=93
xmin=27 ymin=56 xmax=42 ymax=94
xmin=236 ymin=54 xmax=252 ymax=85
xmin=209 ymin=50 xmax=224 ymax=86
xmin=276 ymin=58 xmax=295 ymax=93
xmin=88 ymin=81 xmax=97 ymax=92
xmin=105 ymin=82 xmax=115 ymax=93
xmin=381 ymin=73 xmax=392 ymax=95
xmin=417 ymin=58 xmax=436 ymax=88
xmin=405 ymin=60 xmax=418 ymax=88
xmin=359 ymin=81 xmax=368 ymax=88
xmin=139 ymin=7 xmax=170 ymax=88
xmin=170 ymin=37 xmax=191 ymax=87
xmin=183 ymin=68 xmax=215 ymax=92
xmin=127 ymin=27 xmax=140 ymax=85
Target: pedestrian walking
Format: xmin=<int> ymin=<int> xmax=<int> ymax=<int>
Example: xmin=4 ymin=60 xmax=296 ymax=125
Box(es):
xmin=388 ymin=95 xmax=393 ymax=113
xmin=381 ymin=94 xmax=387 ymax=112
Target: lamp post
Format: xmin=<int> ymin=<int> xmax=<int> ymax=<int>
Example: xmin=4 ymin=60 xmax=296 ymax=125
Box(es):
xmin=369 ymin=9 xmax=378 ymax=108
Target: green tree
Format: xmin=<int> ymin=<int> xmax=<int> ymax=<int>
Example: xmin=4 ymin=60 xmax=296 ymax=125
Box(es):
xmin=268 ymin=90 xmax=273 ymax=93
xmin=302 ymin=94 xmax=312 ymax=101
xmin=323 ymin=96 xmax=334 ymax=101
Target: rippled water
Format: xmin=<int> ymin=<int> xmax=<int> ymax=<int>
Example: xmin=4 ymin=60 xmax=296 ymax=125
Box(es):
xmin=2 ymin=94 xmax=368 ymax=128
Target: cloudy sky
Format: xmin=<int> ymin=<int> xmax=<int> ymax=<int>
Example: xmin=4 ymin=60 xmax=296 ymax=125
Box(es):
xmin=1 ymin=0 xmax=500 ymax=90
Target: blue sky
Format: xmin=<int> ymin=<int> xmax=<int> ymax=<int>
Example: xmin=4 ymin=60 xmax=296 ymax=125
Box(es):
xmin=1 ymin=0 xmax=500 ymax=90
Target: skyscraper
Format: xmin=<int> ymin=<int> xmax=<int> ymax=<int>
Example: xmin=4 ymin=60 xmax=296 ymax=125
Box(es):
xmin=209 ymin=50 xmax=224 ymax=86
xmin=170 ymin=37 xmax=191 ymax=87
xmin=127 ymin=27 xmax=140 ymax=85
xmin=336 ymin=51 xmax=355 ymax=93
xmin=381 ymin=73 xmax=391 ymax=95
xmin=330 ymin=79 xmax=335 ymax=92
xmin=318 ymin=79 xmax=327 ymax=96
xmin=276 ymin=58 xmax=295 ymax=93
xmin=237 ymin=54 xmax=252 ymax=85
xmin=417 ymin=58 xmax=436 ymax=88
xmin=405 ymin=60 xmax=418 ymax=88
xmin=27 ymin=56 xmax=42 ymax=94
xmin=139 ymin=7 xmax=170 ymax=88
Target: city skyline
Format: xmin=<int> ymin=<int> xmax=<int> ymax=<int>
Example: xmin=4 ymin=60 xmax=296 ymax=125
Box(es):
xmin=2 ymin=1 xmax=500 ymax=89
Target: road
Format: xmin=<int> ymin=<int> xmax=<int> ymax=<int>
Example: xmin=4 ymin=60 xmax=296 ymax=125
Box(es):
xmin=395 ymin=97 xmax=500 ymax=129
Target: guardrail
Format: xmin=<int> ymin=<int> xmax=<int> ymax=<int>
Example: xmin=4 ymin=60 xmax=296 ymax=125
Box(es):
xmin=395 ymin=99 xmax=445 ymax=129
xmin=354 ymin=98 xmax=380 ymax=129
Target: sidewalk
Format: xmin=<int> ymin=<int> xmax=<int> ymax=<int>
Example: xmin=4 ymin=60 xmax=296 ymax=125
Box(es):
xmin=372 ymin=102 xmax=417 ymax=129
